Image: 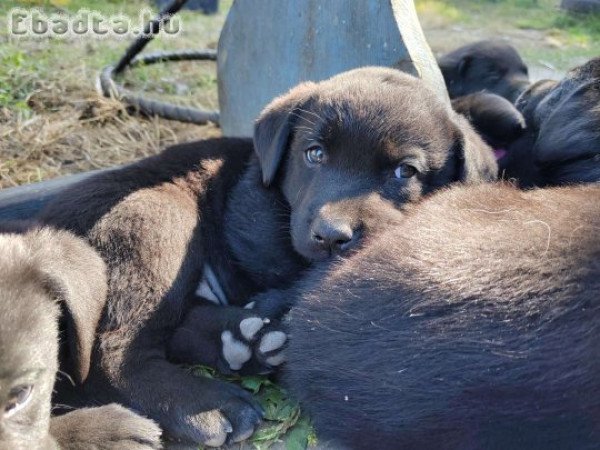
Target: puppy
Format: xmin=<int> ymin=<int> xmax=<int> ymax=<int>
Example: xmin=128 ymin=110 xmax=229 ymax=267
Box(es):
xmin=284 ymin=183 xmax=600 ymax=450
xmin=439 ymin=40 xmax=530 ymax=102
xmin=451 ymin=92 xmax=526 ymax=159
xmin=40 ymin=67 xmax=496 ymax=446
xmin=500 ymin=57 xmax=600 ymax=186
xmin=0 ymin=224 xmax=161 ymax=450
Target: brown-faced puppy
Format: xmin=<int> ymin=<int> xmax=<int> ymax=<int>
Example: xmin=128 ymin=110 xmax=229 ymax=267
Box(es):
xmin=284 ymin=183 xmax=600 ymax=450
xmin=500 ymin=57 xmax=600 ymax=186
xmin=439 ymin=40 xmax=530 ymax=102
xmin=41 ymin=67 xmax=496 ymax=447
xmin=0 ymin=224 xmax=161 ymax=450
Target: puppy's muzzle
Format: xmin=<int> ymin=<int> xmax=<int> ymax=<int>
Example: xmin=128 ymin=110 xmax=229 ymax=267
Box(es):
xmin=310 ymin=218 xmax=360 ymax=255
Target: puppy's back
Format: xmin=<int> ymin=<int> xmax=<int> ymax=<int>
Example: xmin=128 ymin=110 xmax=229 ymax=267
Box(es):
xmin=285 ymin=183 xmax=600 ymax=450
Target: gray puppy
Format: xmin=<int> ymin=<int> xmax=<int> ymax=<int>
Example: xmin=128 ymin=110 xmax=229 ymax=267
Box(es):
xmin=0 ymin=224 xmax=162 ymax=450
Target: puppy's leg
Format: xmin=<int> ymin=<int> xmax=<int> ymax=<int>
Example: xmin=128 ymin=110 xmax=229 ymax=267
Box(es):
xmin=50 ymin=404 xmax=162 ymax=450
xmin=46 ymin=187 xmax=264 ymax=446
xmin=168 ymin=304 xmax=287 ymax=376
xmin=112 ymin=346 xmax=264 ymax=446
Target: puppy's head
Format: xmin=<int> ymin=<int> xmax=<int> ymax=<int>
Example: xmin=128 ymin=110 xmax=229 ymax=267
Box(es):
xmin=254 ymin=67 xmax=496 ymax=260
xmin=0 ymin=226 xmax=106 ymax=447
xmin=439 ymin=40 xmax=530 ymax=103
xmin=452 ymin=92 xmax=526 ymax=153
xmin=509 ymin=58 xmax=600 ymax=185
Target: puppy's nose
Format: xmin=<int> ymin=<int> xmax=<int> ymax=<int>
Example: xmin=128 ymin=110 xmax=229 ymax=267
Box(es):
xmin=311 ymin=219 xmax=356 ymax=254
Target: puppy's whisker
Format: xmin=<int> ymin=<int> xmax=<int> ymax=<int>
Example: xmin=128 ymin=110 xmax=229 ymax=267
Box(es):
xmin=56 ymin=370 xmax=76 ymax=387
xmin=289 ymin=111 xmax=317 ymax=126
xmin=296 ymin=107 xmax=325 ymax=122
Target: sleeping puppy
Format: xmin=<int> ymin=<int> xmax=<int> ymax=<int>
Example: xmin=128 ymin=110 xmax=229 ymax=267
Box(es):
xmin=438 ymin=40 xmax=530 ymax=102
xmin=0 ymin=224 xmax=161 ymax=450
xmin=500 ymin=57 xmax=600 ymax=186
xmin=451 ymin=92 xmax=526 ymax=159
xmin=40 ymin=67 xmax=496 ymax=446
xmin=284 ymin=183 xmax=600 ymax=450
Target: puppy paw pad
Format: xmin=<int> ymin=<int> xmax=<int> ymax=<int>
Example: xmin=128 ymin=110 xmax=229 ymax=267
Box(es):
xmin=239 ymin=317 xmax=264 ymax=341
xmin=265 ymin=353 xmax=286 ymax=366
xmin=259 ymin=331 xmax=287 ymax=354
xmin=221 ymin=331 xmax=252 ymax=371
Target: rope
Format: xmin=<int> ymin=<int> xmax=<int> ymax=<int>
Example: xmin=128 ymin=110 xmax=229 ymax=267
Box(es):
xmin=98 ymin=0 xmax=220 ymax=125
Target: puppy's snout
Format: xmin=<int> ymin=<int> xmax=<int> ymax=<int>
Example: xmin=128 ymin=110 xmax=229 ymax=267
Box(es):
xmin=311 ymin=218 xmax=358 ymax=254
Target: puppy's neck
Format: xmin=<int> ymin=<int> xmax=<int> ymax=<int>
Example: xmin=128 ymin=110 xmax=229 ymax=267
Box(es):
xmin=224 ymin=158 xmax=308 ymax=289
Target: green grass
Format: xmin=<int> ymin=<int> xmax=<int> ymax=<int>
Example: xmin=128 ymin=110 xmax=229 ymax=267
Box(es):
xmin=0 ymin=0 xmax=232 ymax=112
xmin=192 ymin=366 xmax=317 ymax=450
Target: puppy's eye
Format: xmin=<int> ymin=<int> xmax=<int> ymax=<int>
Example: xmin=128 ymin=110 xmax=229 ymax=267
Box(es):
xmin=394 ymin=164 xmax=417 ymax=179
xmin=4 ymin=385 xmax=33 ymax=418
xmin=305 ymin=146 xmax=325 ymax=165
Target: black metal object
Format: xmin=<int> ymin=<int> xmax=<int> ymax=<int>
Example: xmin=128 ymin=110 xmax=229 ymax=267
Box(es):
xmin=155 ymin=0 xmax=219 ymax=14
xmin=99 ymin=0 xmax=220 ymax=125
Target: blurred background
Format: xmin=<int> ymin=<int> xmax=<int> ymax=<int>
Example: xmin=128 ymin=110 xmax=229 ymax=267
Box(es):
xmin=0 ymin=0 xmax=598 ymax=187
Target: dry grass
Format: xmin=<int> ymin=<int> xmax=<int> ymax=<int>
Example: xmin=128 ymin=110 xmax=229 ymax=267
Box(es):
xmin=0 ymin=92 xmax=218 ymax=188
xmin=0 ymin=0 xmax=226 ymax=190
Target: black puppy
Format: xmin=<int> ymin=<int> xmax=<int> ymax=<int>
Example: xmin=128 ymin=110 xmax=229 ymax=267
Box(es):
xmin=41 ymin=67 xmax=496 ymax=446
xmin=451 ymin=92 xmax=526 ymax=159
xmin=0 ymin=225 xmax=161 ymax=449
xmin=500 ymin=57 xmax=600 ymax=186
xmin=439 ymin=40 xmax=530 ymax=102
xmin=284 ymin=183 xmax=600 ymax=450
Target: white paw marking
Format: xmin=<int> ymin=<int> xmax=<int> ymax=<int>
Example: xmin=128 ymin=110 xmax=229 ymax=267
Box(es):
xmin=259 ymin=331 xmax=287 ymax=354
xmin=239 ymin=317 xmax=264 ymax=341
xmin=221 ymin=331 xmax=251 ymax=370
xmin=195 ymin=264 xmax=229 ymax=305
xmin=265 ymin=353 xmax=286 ymax=366
xmin=195 ymin=279 xmax=220 ymax=304
xmin=199 ymin=413 xmax=231 ymax=447
xmin=244 ymin=301 xmax=256 ymax=309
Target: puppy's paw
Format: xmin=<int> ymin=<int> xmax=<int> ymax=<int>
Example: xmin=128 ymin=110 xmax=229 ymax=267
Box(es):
xmin=169 ymin=306 xmax=287 ymax=376
xmin=168 ymin=381 xmax=263 ymax=446
xmin=221 ymin=315 xmax=287 ymax=375
xmin=50 ymin=403 xmax=162 ymax=450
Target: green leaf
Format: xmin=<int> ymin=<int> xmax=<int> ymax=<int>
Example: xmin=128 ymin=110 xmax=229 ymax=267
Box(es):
xmin=241 ymin=376 xmax=267 ymax=394
xmin=284 ymin=417 xmax=312 ymax=450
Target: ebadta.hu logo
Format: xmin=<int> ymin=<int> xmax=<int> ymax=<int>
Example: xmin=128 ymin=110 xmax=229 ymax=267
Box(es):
xmin=7 ymin=6 xmax=182 ymax=39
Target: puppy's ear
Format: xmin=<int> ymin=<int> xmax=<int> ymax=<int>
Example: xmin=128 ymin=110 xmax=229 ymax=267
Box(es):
xmin=452 ymin=93 xmax=526 ymax=148
xmin=254 ymin=82 xmax=317 ymax=186
xmin=453 ymin=114 xmax=498 ymax=182
xmin=27 ymin=228 xmax=107 ymax=384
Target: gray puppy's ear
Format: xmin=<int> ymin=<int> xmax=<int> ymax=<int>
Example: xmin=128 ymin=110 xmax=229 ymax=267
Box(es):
xmin=253 ymin=82 xmax=317 ymax=187
xmin=453 ymin=114 xmax=498 ymax=182
xmin=28 ymin=228 xmax=107 ymax=384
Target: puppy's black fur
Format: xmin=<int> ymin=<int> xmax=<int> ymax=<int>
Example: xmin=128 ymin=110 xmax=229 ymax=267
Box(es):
xmin=40 ymin=67 xmax=496 ymax=446
xmin=452 ymin=92 xmax=526 ymax=152
xmin=500 ymin=58 xmax=600 ymax=186
xmin=284 ymin=183 xmax=600 ymax=450
xmin=0 ymin=224 xmax=161 ymax=450
xmin=439 ymin=40 xmax=530 ymax=102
